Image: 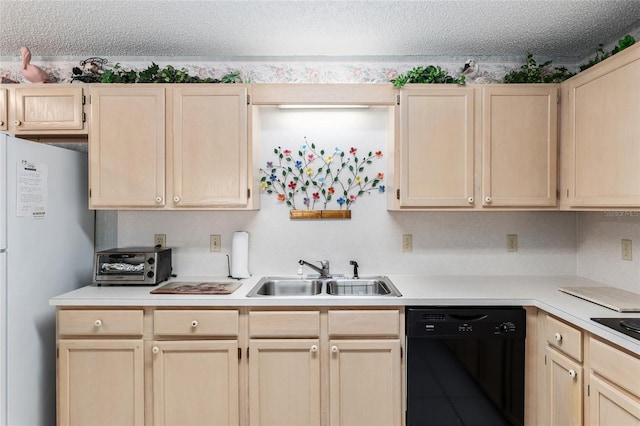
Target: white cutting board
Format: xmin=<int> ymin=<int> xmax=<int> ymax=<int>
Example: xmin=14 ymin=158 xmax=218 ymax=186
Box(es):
xmin=559 ymin=286 xmax=640 ymax=313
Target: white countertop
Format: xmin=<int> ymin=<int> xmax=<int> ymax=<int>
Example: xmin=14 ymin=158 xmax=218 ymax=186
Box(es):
xmin=50 ymin=274 xmax=640 ymax=355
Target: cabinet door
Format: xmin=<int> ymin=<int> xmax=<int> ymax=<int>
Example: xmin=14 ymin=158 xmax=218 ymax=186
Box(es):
xmin=566 ymin=47 xmax=640 ymax=207
xmin=482 ymin=85 xmax=557 ymax=207
xmin=329 ymin=339 xmax=402 ymax=426
xmin=58 ymin=339 xmax=144 ymax=426
xmin=589 ymin=374 xmax=640 ymax=426
xmin=89 ymin=86 xmax=165 ymax=208
xmin=12 ymin=86 xmax=85 ymax=132
xmin=398 ymin=86 xmax=475 ymax=207
xmin=172 ymin=86 xmax=249 ymax=207
xmin=152 ymin=340 xmax=239 ymax=426
xmin=546 ymin=347 xmax=582 ymax=426
xmin=249 ymin=339 xmax=321 ymax=426
xmin=0 ymin=87 xmax=7 ymax=131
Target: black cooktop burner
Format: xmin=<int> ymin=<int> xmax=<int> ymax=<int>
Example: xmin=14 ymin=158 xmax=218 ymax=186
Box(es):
xmin=592 ymin=317 xmax=640 ymax=341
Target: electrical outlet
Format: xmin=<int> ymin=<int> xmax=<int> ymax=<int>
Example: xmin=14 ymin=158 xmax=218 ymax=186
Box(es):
xmin=507 ymin=234 xmax=518 ymax=252
xmin=154 ymin=234 xmax=166 ymax=248
xmin=622 ymin=239 xmax=632 ymax=261
xmin=402 ymin=234 xmax=413 ymax=253
xmin=210 ymin=235 xmax=221 ymax=252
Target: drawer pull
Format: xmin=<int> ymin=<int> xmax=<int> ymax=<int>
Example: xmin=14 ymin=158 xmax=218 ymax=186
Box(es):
xmin=310 ymin=345 xmax=318 ymax=353
xmin=331 ymin=345 xmax=339 ymax=353
xmin=94 ymin=319 xmax=102 ymax=327
xmin=467 ymin=197 xmax=474 ymax=204
xmin=554 ymin=332 xmax=562 ymax=342
xmin=191 ymin=320 xmax=199 ymax=328
xmin=152 ymin=346 xmax=160 ymax=354
xmin=568 ymin=369 xmax=576 ymax=379
xmin=174 ymin=196 xmax=180 ymax=203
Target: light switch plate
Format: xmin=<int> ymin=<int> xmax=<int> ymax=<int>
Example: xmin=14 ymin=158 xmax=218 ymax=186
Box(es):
xmin=210 ymin=235 xmax=221 ymax=252
xmin=622 ymin=239 xmax=632 ymax=261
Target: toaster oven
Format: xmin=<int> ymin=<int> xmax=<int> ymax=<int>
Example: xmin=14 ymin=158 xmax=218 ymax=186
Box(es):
xmin=93 ymin=247 xmax=172 ymax=285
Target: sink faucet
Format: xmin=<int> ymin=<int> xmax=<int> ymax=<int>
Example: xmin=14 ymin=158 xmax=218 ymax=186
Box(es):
xmin=298 ymin=260 xmax=331 ymax=278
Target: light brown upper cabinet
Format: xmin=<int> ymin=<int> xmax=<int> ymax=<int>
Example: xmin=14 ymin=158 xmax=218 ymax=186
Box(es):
xmin=9 ymin=85 xmax=86 ymax=134
xmin=0 ymin=87 xmax=7 ymax=131
xmin=393 ymin=84 xmax=558 ymax=210
xmin=170 ymin=86 xmax=249 ymax=208
xmin=560 ymin=42 xmax=640 ymax=209
xmin=482 ymin=85 xmax=558 ymax=207
xmin=89 ymin=85 xmax=166 ymax=208
xmin=397 ymin=85 xmax=475 ymax=208
xmin=88 ymin=84 xmax=254 ymax=210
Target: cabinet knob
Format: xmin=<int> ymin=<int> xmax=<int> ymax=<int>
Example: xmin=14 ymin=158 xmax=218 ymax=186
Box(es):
xmin=155 ymin=196 xmax=163 ymax=203
xmin=173 ymin=196 xmax=180 ymax=203
xmin=331 ymin=345 xmax=338 ymax=353
xmin=191 ymin=320 xmax=198 ymax=328
xmin=152 ymin=346 xmax=160 ymax=354
xmin=94 ymin=319 xmax=102 ymax=327
xmin=467 ymin=197 xmax=474 ymax=204
xmin=0 ymin=121 xmax=4 ymax=126
xmin=484 ymin=196 xmax=492 ymax=204
xmin=13 ymin=120 xmax=21 ymax=126
xmin=568 ymin=369 xmax=576 ymax=379
xmin=310 ymin=345 xmax=318 ymax=353
xmin=554 ymin=332 xmax=562 ymax=342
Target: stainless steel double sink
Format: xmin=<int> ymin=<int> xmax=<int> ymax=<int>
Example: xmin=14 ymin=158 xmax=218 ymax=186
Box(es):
xmin=246 ymin=276 xmax=402 ymax=297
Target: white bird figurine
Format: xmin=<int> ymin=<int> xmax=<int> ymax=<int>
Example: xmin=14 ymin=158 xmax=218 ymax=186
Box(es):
xmin=20 ymin=46 xmax=50 ymax=83
xmin=462 ymin=59 xmax=480 ymax=79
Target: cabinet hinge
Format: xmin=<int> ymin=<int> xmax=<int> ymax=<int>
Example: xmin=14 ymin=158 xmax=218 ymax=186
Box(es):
xmin=587 ymin=384 xmax=590 ymax=397
xmin=556 ymin=96 xmax=560 ymax=105
xmin=82 ymin=112 xmax=86 ymax=123
xmin=56 ymin=348 xmax=59 ymax=359
xmin=89 ymin=188 xmax=92 ymax=198
xmin=238 ymin=347 xmax=242 ymax=360
xmin=396 ymin=94 xmax=400 ymax=106
xmin=544 ymin=354 xmax=547 ymax=365
xmin=400 ymin=347 xmax=403 ymax=359
xmin=396 ymin=189 xmax=400 ymax=200
xmin=247 ymin=94 xmax=250 ymax=105
xmin=247 ymin=347 xmax=249 ymax=359
xmin=82 ymin=95 xmax=86 ymax=105
xmin=566 ymin=189 xmax=569 ymax=198
xmin=247 ymin=188 xmax=251 ymax=199
xmin=88 ymin=95 xmax=91 ymax=104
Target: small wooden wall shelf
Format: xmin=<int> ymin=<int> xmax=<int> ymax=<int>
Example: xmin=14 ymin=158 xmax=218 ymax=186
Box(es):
xmin=289 ymin=210 xmax=351 ymax=220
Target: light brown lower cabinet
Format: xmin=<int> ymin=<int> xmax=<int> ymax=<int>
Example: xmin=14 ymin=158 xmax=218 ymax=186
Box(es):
xmin=57 ymin=339 xmax=145 ymax=426
xmin=587 ymin=336 xmax=640 ymax=425
xmin=328 ymin=339 xmax=402 ymax=426
xmin=248 ymin=339 xmax=321 ymax=425
xmin=545 ymin=346 xmax=583 ymax=426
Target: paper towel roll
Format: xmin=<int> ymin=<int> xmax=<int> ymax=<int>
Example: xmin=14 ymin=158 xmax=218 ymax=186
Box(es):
xmin=230 ymin=231 xmax=250 ymax=278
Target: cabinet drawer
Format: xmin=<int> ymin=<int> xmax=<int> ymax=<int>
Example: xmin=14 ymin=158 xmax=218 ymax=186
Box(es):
xmin=328 ymin=310 xmax=400 ymax=337
xmin=589 ymin=336 xmax=640 ymax=398
xmin=545 ymin=314 xmax=582 ymax=361
xmin=154 ymin=310 xmax=239 ymax=337
xmin=249 ymin=311 xmax=320 ymax=338
xmin=58 ymin=310 xmax=143 ymax=336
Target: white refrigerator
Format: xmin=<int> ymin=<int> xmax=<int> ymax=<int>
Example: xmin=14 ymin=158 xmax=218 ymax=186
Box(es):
xmin=0 ymin=134 xmax=95 ymax=425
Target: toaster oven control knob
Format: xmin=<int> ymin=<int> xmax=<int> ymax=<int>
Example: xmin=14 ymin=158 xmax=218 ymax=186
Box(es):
xmin=191 ymin=320 xmax=199 ymax=328
xmin=94 ymin=319 xmax=102 ymax=327
xmin=147 ymin=271 xmax=155 ymax=278
xmin=148 ymin=257 xmax=155 ymax=265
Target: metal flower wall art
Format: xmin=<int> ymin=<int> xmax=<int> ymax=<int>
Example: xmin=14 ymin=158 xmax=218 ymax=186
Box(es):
xmin=260 ymin=138 xmax=385 ymax=217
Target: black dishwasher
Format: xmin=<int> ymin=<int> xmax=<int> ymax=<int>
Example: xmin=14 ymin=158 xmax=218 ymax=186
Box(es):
xmin=406 ymin=307 xmax=526 ymax=426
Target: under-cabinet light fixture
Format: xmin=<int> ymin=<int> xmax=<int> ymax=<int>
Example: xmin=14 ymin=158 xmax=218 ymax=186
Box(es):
xmin=277 ymin=104 xmax=370 ymax=109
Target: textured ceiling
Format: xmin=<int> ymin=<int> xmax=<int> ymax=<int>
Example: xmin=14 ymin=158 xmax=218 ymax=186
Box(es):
xmin=1 ymin=1 xmax=639 ymax=61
